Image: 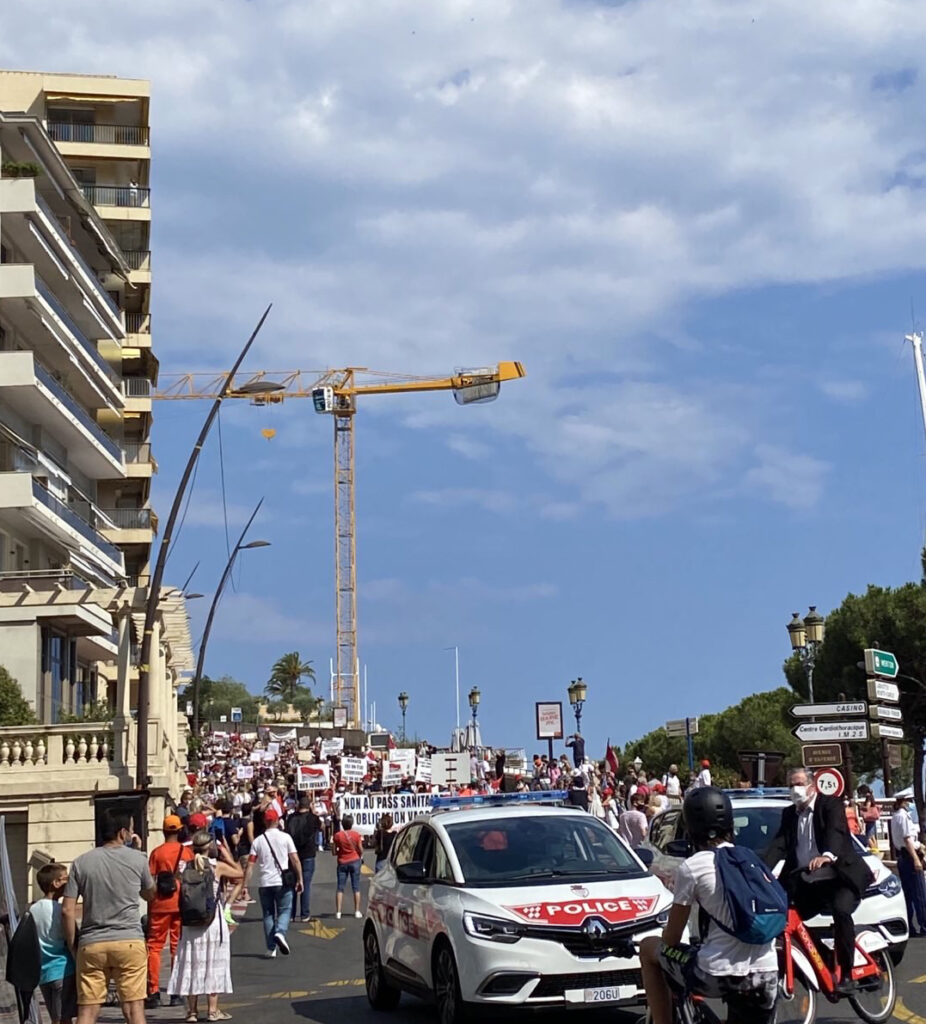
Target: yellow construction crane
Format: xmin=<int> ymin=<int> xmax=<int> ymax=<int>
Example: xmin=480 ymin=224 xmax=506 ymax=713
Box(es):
xmin=154 ymin=362 xmax=526 ymax=727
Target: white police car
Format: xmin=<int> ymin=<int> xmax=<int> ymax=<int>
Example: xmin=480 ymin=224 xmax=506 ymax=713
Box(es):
xmin=363 ymin=792 xmax=673 ymax=1023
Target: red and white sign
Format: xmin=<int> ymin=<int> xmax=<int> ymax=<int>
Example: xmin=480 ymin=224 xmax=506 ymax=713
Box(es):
xmin=505 ymin=896 xmax=658 ymax=927
xmin=536 ymin=701 xmax=565 ymax=740
xmin=814 ymin=767 xmax=845 ymax=798
xmin=297 ymin=763 xmax=331 ymax=790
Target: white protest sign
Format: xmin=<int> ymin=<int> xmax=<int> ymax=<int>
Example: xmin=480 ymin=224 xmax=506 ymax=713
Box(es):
xmin=390 ymin=749 xmax=415 ymax=775
xmin=249 ymin=752 xmax=263 ymax=764
xmin=415 ymin=757 xmax=432 ymax=783
xmin=432 ymin=752 xmax=464 ymax=787
xmin=382 ymin=761 xmax=404 ymax=787
xmin=236 ymin=765 xmax=254 ymax=780
xmin=341 ymin=757 xmax=366 ymax=783
xmin=298 ymin=763 xmax=331 ymax=790
xmin=267 ymin=742 xmax=280 ymax=756
xmin=321 ymin=738 xmax=344 ymax=758
xmin=262 ymin=751 xmax=276 ymax=762
xmin=340 ymin=793 xmax=432 ymax=835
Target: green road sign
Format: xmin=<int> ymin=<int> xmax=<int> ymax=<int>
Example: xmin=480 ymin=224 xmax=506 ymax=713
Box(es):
xmin=863 ymin=649 xmax=899 ymax=679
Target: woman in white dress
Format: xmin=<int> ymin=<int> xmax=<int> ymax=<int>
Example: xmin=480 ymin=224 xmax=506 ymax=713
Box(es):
xmin=169 ymin=831 xmax=243 ymax=1022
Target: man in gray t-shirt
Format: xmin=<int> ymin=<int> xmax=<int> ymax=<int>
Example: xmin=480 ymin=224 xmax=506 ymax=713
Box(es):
xmin=62 ymin=812 xmax=155 ymax=1024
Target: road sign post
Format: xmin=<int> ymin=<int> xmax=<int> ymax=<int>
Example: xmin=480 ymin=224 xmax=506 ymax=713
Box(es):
xmin=871 ymin=723 xmax=904 ymax=740
xmin=790 ymin=701 xmax=866 ymax=718
xmin=864 ymin=649 xmax=899 ymax=679
xmin=866 ymin=678 xmax=900 ymax=703
xmin=792 ymin=720 xmax=869 ymax=742
xmin=802 ymin=743 xmax=842 ymax=768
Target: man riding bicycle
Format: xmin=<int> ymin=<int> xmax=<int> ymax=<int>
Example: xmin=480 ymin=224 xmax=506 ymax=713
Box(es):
xmin=640 ymin=787 xmax=779 ymax=1024
xmin=765 ymin=768 xmax=873 ymax=995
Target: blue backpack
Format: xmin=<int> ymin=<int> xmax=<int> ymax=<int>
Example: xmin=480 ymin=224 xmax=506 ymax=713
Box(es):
xmin=705 ymin=845 xmax=788 ymax=944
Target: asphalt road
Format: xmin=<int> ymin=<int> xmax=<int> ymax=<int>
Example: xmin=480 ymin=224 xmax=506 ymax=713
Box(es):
xmin=128 ymin=852 xmax=926 ymax=1024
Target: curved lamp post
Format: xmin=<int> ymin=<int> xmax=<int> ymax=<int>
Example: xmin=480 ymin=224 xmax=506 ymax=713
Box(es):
xmin=567 ymin=676 xmax=587 ymax=732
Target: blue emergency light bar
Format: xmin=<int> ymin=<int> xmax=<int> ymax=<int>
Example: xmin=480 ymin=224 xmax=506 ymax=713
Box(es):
xmin=431 ymin=790 xmax=569 ymax=810
xmin=724 ymin=787 xmax=790 ymax=798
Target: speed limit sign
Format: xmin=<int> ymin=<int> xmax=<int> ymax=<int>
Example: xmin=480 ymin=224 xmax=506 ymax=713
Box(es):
xmin=814 ymin=767 xmax=845 ymax=798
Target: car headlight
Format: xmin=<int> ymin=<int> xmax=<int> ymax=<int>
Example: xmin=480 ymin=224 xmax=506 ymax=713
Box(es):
xmin=656 ymin=910 xmax=670 ymax=926
xmin=462 ymin=912 xmax=525 ymax=944
xmin=878 ymin=875 xmax=902 ymax=899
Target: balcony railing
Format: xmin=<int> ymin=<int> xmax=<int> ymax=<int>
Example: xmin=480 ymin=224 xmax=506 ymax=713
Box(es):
xmin=125 ymin=312 xmax=151 ymax=334
xmin=0 ymin=569 xmax=89 ymax=592
xmin=121 ymin=441 xmax=152 ymax=464
xmin=100 ymin=507 xmax=154 ymax=530
xmin=34 ymin=363 xmax=124 ymax=464
xmin=123 ymin=250 xmax=150 ymax=271
xmin=123 ymin=377 xmax=151 ymax=398
xmin=32 ymin=479 xmax=122 ymax=564
xmin=0 ymin=724 xmax=114 ymax=768
xmin=35 ymin=275 xmax=121 ymax=388
xmin=80 ymin=184 xmax=150 ymax=209
xmin=47 ymin=122 xmax=149 ymax=147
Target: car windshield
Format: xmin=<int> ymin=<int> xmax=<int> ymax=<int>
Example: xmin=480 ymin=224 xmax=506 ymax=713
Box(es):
xmin=444 ymin=813 xmax=643 ymax=886
xmin=732 ymin=805 xmax=786 ymax=857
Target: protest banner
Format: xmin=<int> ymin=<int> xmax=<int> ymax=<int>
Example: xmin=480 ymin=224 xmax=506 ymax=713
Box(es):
xmin=262 ymin=751 xmax=276 ymax=762
xmin=297 ymin=763 xmax=331 ymax=790
xmin=341 ymin=756 xmax=366 ymax=783
xmin=340 ymin=793 xmax=432 ymax=835
xmin=381 ymin=761 xmax=404 ymax=787
xmin=321 ymin=738 xmax=344 ymax=758
xmin=249 ymin=752 xmax=263 ymax=764
xmin=268 ymin=728 xmax=297 ymax=741
xmin=415 ymin=757 xmax=432 ymax=783
xmin=236 ymin=765 xmax=254 ymax=780
xmin=267 ymin=741 xmax=280 ymax=757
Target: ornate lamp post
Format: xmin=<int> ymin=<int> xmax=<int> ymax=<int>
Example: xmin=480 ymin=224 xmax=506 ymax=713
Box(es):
xmin=787 ymin=606 xmax=825 ymax=702
xmin=567 ymin=676 xmax=588 ymax=732
xmin=468 ymin=686 xmax=481 ymax=724
xmin=398 ymin=690 xmax=409 ymax=743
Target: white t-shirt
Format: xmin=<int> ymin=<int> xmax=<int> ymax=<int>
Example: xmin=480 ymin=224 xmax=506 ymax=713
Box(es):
xmin=250 ymin=828 xmax=297 ymax=887
xmin=695 ymin=768 xmax=712 ymax=788
xmin=673 ymin=844 xmax=778 ymax=977
xmin=664 ymin=774 xmax=682 ymax=798
xmin=890 ymin=808 xmax=919 ymax=851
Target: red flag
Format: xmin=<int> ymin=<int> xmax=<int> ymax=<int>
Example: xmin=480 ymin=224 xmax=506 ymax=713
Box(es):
xmin=605 ymin=739 xmax=619 ymax=774
xmin=387 ymin=733 xmax=396 ymax=750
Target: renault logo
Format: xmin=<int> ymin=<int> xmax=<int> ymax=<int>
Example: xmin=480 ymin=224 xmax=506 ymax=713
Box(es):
xmin=570 ymin=885 xmax=589 ymax=897
xmin=583 ymin=917 xmax=608 ymax=939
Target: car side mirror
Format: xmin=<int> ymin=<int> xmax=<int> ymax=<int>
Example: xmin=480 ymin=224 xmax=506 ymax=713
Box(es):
xmin=395 ymin=860 xmax=427 ymax=883
xmin=665 ymin=839 xmax=692 ymax=858
xmin=636 ymin=847 xmax=655 ymax=868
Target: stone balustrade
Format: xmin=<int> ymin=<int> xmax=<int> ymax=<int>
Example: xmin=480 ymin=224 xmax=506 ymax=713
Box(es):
xmin=0 ymin=723 xmax=114 ymax=769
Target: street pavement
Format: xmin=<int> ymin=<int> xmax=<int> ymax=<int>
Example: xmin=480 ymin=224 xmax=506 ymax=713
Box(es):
xmin=115 ymin=851 xmax=926 ymax=1024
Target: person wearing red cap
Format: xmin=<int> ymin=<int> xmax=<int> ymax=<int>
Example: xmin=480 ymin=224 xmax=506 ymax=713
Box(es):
xmin=145 ymin=817 xmax=194 ymax=1008
xmin=694 ymin=760 xmax=712 ymax=789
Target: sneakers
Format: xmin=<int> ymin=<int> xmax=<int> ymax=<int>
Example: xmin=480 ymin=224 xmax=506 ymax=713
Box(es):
xmin=354 ymin=911 xmax=362 ymax=919
xmin=144 ymin=994 xmax=161 ymax=1010
xmin=224 ymin=906 xmax=235 ymax=926
xmin=335 ymin=912 xmax=342 ymax=920
xmin=274 ymin=932 xmax=290 ymax=955
xmin=264 ymin=948 xmax=277 ymax=959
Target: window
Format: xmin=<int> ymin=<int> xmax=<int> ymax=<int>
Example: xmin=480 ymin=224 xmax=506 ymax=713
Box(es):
xmin=651 ymin=811 xmax=680 ymax=851
xmin=392 ymin=825 xmax=422 ymax=868
xmin=432 ymin=837 xmax=455 ymax=883
xmin=413 ymin=828 xmax=435 ymax=871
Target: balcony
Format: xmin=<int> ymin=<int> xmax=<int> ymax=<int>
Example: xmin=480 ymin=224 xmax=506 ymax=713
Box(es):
xmin=31 ymin=478 xmax=122 ymax=566
xmin=123 ymin=250 xmax=150 ymax=272
xmin=123 ymin=377 xmax=151 ymax=398
xmin=0 ymin=569 xmax=90 ymax=594
xmin=125 ymin=312 xmax=150 ymax=334
xmin=121 ymin=441 xmax=151 ymax=464
xmin=47 ymin=122 xmax=149 ymax=147
xmin=80 ymin=184 xmax=150 ymax=210
xmin=100 ymin=507 xmax=156 ymax=531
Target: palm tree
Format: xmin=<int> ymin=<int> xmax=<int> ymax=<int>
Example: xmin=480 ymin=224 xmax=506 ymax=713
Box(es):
xmin=265 ymin=652 xmax=315 ymax=704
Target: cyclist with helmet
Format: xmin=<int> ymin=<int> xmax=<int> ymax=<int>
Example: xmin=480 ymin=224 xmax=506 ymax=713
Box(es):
xmin=640 ymin=786 xmax=778 ymax=1024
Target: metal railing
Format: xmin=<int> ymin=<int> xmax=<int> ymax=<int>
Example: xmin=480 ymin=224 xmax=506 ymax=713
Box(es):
xmin=31 ymin=479 xmax=122 ymax=564
xmin=122 ymin=377 xmax=151 ymax=398
xmin=0 ymin=569 xmax=89 ymax=592
xmin=34 ymin=363 xmax=124 ymax=463
xmin=100 ymin=507 xmax=154 ymax=530
xmin=35 ymin=275 xmax=121 ymax=387
xmin=123 ymin=250 xmax=150 ymax=271
xmin=79 ymin=184 xmax=150 ymax=209
xmin=125 ymin=312 xmax=151 ymax=334
xmin=47 ymin=122 xmax=149 ymax=147
xmin=121 ymin=441 xmax=152 ymax=464
xmin=0 ymin=440 xmax=37 ymax=473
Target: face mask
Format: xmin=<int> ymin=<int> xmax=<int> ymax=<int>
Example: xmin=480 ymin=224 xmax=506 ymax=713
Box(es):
xmin=790 ymin=785 xmax=808 ymax=805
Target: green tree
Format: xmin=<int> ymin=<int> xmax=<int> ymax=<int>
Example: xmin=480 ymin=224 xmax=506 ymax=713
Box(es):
xmin=291 ymin=691 xmax=321 ymax=724
xmin=782 ymin=570 xmax=926 ymax=820
xmin=265 ymin=652 xmax=315 ymax=704
xmin=265 ymin=699 xmax=287 ymax=722
xmin=180 ymin=675 xmax=259 ymax=722
xmin=0 ymin=665 xmax=35 ymax=726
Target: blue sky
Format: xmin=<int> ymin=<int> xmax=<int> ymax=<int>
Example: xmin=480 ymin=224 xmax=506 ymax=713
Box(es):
xmin=5 ymin=0 xmax=926 ymax=757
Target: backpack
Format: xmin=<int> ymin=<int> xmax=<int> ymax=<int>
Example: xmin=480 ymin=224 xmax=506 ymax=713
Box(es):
xmin=704 ymin=846 xmax=787 ymax=944
xmin=179 ymin=862 xmax=217 ymax=927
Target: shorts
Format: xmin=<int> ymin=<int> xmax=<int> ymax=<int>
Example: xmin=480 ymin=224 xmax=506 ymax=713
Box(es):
xmin=336 ymin=859 xmax=361 ymax=893
xmin=77 ymin=940 xmax=147 ymax=1005
xmin=40 ymin=976 xmax=77 ymax=1022
xmin=660 ymin=943 xmax=777 ymax=1024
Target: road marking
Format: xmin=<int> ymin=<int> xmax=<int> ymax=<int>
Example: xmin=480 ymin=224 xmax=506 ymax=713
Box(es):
xmin=323 ymin=979 xmax=365 ymax=988
xmin=894 ymin=997 xmax=926 ymax=1024
xmin=361 ymin=863 xmax=374 ymax=876
xmin=300 ymin=919 xmax=345 ymax=940
xmin=913 ymin=975 xmax=926 ymax=984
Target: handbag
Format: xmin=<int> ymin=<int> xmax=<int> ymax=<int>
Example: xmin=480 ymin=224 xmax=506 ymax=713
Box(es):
xmin=265 ymin=832 xmax=297 ymax=889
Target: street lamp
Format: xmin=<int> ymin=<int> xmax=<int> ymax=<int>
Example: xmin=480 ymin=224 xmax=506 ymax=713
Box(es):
xmin=567 ymin=677 xmax=588 ymax=732
xmin=468 ymin=686 xmax=481 ymax=723
xmin=787 ymin=607 xmax=825 ymax=702
xmin=632 ymin=755 xmax=643 ymax=773
xmin=192 ymin=500 xmax=270 ymax=736
xmin=398 ymin=691 xmax=409 ymax=743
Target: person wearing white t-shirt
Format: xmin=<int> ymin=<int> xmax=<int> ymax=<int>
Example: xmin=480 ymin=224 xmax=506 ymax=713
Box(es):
xmin=641 ymin=787 xmax=778 ymax=1024
xmin=244 ymin=809 xmax=303 ymax=958
xmin=693 ymin=759 xmax=712 ymax=788
xmin=890 ymin=794 xmax=926 ymax=935
xmin=663 ymin=765 xmax=683 ymax=806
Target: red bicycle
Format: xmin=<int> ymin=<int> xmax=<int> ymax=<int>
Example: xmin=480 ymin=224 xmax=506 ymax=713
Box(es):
xmin=776 ymin=906 xmax=896 ymax=1024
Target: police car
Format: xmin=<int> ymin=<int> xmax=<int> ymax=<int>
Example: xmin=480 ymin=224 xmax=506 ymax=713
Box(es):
xmin=363 ymin=792 xmax=673 ymax=1023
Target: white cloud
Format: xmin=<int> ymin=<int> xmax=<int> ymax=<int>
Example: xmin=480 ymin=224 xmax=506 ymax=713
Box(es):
xmin=744 ymin=444 xmax=830 ymax=510
xmin=411 ymin=488 xmax=517 ymax=514
xmin=206 ymin=592 xmax=328 ymax=646
xmin=819 ymin=379 xmax=869 ymax=403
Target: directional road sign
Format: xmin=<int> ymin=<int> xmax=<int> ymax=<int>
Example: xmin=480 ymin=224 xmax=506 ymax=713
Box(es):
xmin=864 ymin=649 xmax=899 ymax=679
xmin=867 ymin=678 xmax=900 ymax=703
xmin=871 ymin=723 xmax=904 ymax=740
xmin=868 ymin=704 xmax=903 ymax=722
xmin=814 ymin=767 xmax=845 ymax=798
xmin=790 ymin=701 xmax=866 ymax=718
xmin=665 ymin=717 xmax=699 ymax=737
xmin=802 ymin=744 xmax=842 ymax=768
xmin=792 ymin=720 xmax=870 ymax=742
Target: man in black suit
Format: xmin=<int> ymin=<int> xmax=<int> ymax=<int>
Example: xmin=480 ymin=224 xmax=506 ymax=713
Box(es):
xmin=766 ymin=768 xmax=873 ymax=994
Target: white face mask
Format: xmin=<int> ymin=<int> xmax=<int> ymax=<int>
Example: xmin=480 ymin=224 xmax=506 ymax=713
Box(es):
xmin=790 ymin=784 xmax=809 ymax=805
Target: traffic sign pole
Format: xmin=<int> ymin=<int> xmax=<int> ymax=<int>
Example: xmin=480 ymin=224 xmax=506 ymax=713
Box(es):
xmin=686 ymin=718 xmax=694 ymax=774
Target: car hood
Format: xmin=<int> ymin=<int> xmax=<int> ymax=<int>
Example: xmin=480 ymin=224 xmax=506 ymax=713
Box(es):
xmin=458 ymin=875 xmax=673 ymax=928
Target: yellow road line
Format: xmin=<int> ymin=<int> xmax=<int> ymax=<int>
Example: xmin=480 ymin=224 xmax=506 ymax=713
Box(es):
xmin=913 ymin=975 xmax=926 ymax=985
xmin=322 ymin=979 xmax=365 ymax=988
xmin=299 ymin=919 xmax=346 ymax=940
xmin=894 ymin=997 xmax=926 ymax=1024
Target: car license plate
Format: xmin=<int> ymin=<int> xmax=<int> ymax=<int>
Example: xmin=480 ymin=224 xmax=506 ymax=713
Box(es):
xmin=584 ymin=985 xmax=631 ymax=1003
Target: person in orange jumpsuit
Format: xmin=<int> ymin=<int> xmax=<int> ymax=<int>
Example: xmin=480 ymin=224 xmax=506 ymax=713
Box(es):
xmin=145 ymin=815 xmax=194 ymax=1008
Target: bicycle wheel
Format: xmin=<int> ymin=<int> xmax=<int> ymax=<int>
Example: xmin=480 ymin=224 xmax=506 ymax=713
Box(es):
xmin=849 ymin=950 xmax=895 ymax=1024
xmin=775 ymin=973 xmax=816 ymax=1024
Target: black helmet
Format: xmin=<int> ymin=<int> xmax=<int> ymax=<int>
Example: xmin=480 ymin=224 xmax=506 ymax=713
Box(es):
xmin=683 ymin=786 xmax=733 ymax=843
